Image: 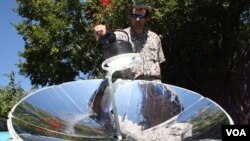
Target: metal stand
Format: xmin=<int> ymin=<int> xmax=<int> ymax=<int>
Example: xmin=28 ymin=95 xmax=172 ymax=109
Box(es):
xmin=106 ymin=71 xmax=122 ymax=140
xmin=101 ymin=53 xmax=142 ymax=140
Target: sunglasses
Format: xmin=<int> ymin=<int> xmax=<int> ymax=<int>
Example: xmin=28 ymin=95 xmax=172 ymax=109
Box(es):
xmin=131 ymin=13 xmax=146 ymax=19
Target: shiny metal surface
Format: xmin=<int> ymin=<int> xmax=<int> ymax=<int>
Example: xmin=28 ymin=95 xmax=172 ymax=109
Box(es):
xmin=8 ymin=79 xmax=233 ymax=141
xmin=102 ymin=53 xmax=142 ymax=72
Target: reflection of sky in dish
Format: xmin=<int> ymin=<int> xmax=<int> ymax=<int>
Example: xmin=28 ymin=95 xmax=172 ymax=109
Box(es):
xmin=114 ymin=82 xmax=143 ymax=122
xmin=24 ymin=80 xmax=102 ymax=120
xmin=22 ymin=80 xmax=203 ymax=122
xmin=177 ymin=98 xmax=221 ymax=123
xmin=59 ymin=80 xmax=102 ymax=111
xmin=166 ymin=84 xmax=202 ymax=109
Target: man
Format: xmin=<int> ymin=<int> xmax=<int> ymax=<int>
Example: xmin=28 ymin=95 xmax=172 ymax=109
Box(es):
xmin=91 ymin=3 xmax=169 ymax=138
xmin=94 ymin=2 xmax=165 ymax=81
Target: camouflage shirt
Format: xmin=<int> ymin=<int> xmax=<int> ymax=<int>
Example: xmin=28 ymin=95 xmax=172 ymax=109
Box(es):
xmin=114 ymin=27 xmax=165 ymax=81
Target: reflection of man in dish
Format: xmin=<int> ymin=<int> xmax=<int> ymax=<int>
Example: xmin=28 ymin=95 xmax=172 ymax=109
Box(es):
xmin=139 ymin=82 xmax=182 ymax=129
xmin=89 ymin=79 xmax=131 ymax=130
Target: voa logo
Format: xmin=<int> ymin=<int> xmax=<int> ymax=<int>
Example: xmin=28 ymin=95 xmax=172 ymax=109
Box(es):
xmin=226 ymin=129 xmax=246 ymax=136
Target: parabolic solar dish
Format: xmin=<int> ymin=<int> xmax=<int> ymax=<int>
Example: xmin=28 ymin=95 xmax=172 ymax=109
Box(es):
xmin=7 ymin=79 xmax=234 ymax=141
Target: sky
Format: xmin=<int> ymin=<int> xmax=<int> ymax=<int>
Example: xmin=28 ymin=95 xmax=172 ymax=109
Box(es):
xmin=0 ymin=0 xmax=32 ymax=91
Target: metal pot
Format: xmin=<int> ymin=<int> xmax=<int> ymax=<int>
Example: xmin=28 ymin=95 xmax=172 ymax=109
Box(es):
xmin=97 ymin=30 xmax=133 ymax=59
xmin=103 ymin=40 xmax=133 ymax=59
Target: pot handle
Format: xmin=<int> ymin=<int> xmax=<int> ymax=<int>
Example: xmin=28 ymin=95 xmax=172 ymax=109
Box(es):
xmin=109 ymin=29 xmax=130 ymax=42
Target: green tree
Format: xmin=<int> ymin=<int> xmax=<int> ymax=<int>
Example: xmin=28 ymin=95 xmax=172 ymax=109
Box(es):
xmin=14 ymin=0 xmax=131 ymax=87
xmin=14 ymin=0 xmax=250 ymax=123
xmin=0 ymin=72 xmax=26 ymax=120
xmin=158 ymin=0 xmax=250 ymax=124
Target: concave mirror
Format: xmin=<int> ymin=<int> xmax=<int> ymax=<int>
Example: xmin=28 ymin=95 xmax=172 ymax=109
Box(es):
xmin=7 ymin=79 xmax=233 ymax=141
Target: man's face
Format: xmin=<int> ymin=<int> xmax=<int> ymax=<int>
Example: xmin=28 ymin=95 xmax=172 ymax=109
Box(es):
xmin=131 ymin=8 xmax=147 ymax=30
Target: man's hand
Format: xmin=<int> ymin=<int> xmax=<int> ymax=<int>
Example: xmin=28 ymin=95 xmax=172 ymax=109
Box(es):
xmin=94 ymin=24 xmax=106 ymax=41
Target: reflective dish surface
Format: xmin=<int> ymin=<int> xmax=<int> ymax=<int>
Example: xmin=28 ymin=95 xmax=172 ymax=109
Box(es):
xmin=8 ymin=79 xmax=233 ymax=140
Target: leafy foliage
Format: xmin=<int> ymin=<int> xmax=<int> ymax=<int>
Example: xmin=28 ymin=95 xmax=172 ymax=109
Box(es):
xmin=14 ymin=0 xmax=250 ymax=123
xmin=0 ymin=72 xmax=26 ymax=119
